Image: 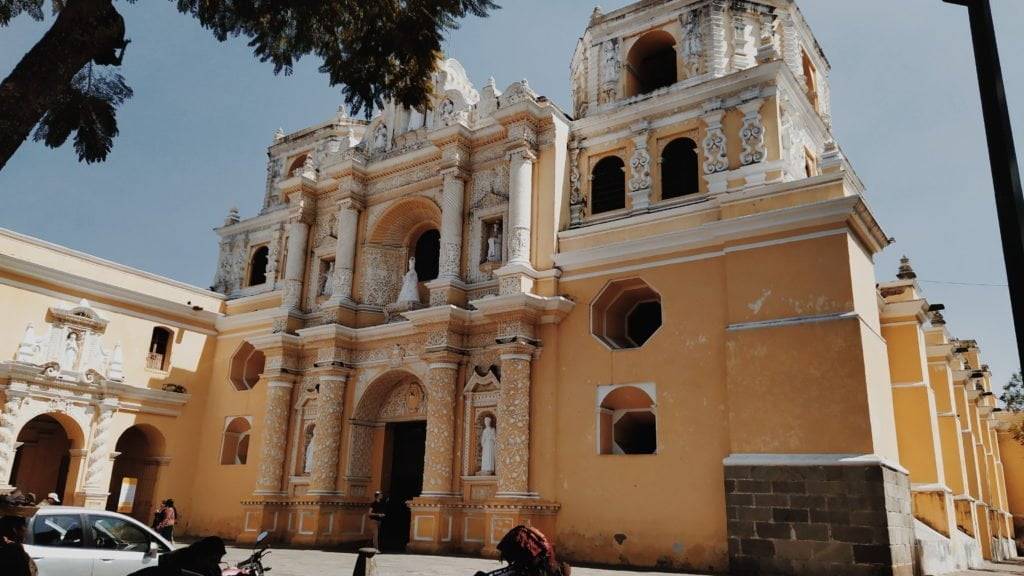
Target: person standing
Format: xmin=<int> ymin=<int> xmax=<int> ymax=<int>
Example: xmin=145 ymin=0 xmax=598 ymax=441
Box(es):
xmin=37 ymin=493 xmax=60 ymax=507
xmin=154 ymin=499 xmax=178 ymax=542
xmin=368 ymin=491 xmax=386 ymax=550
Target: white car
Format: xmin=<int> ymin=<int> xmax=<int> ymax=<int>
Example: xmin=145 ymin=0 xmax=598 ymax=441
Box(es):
xmin=24 ymin=506 xmax=173 ymax=576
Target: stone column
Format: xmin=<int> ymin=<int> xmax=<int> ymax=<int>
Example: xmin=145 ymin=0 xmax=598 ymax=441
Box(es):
xmin=438 ymin=169 xmax=466 ymax=280
xmin=255 ymin=378 xmax=294 ymax=495
xmin=506 ymin=148 xmax=536 ymax=266
xmin=496 ymin=344 xmax=533 ymax=498
xmin=0 ymin=384 xmax=27 ymax=491
xmin=67 ymin=449 xmax=89 ymax=505
xmin=422 ymin=359 xmax=459 ymax=497
xmin=331 ymin=199 xmax=361 ymax=303
xmin=83 ymin=399 xmax=118 ymax=508
xmin=282 ymin=217 xmax=310 ymax=311
xmin=702 ymin=107 xmax=729 ymax=194
xmin=309 ymin=372 xmax=348 ymax=495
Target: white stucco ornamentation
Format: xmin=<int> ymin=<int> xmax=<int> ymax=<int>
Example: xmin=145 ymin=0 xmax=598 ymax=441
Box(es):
xmin=702 ymin=109 xmax=728 ymax=175
xmin=628 ymin=130 xmax=652 ymax=211
xmin=16 ymin=300 xmax=123 ymax=382
xmin=680 ymin=8 xmax=705 ymax=77
xmin=422 ymin=362 xmax=458 ymax=496
xmin=739 ymin=99 xmax=766 ymax=166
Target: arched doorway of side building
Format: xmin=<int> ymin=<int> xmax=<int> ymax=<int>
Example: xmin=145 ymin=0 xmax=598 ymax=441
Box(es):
xmin=347 ymin=370 xmax=428 ymax=552
xmin=10 ymin=413 xmax=85 ymax=504
xmin=106 ymin=425 xmax=167 ymax=524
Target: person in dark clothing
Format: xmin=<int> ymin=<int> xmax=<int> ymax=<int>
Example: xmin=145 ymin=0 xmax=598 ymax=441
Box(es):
xmin=154 ymin=499 xmax=178 ymax=542
xmin=129 ymin=536 xmax=226 ymax=576
xmin=368 ymin=491 xmax=387 ymax=550
xmin=0 ymin=515 xmax=36 ymax=576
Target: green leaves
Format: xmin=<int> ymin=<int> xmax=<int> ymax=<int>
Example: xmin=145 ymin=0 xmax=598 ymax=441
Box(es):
xmin=175 ymin=0 xmax=499 ymax=117
xmin=1001 ymin=371 xmax=1024 ymax=412
xmin=0 ymin=0 xmax=44 ymax=25
xmin=33 ymin=65 xmax=133 ymax=163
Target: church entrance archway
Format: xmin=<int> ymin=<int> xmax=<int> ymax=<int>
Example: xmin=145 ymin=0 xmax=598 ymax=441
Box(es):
xmin=10 ymin=413 xmax=83 ymax=504
xmin=380 ymin=420 xmax=426 ymax=551
xmin=106 ymin=425 xmax=166 ymax=523
xmin=347 ymin=369 xmax=429 ymax=552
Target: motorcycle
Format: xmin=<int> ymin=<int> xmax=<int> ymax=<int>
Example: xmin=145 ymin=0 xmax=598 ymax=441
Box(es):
xmin=221 ymin=531 xmax=271 ymax=576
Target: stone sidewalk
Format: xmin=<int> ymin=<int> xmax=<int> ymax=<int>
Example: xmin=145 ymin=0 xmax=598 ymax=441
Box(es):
xmin=221 ymin=545 xmax=1024 ymax=576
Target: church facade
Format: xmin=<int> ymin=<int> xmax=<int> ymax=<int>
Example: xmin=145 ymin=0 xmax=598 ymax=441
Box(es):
xmin=0 ymin=1 xmax=1019 ymax=574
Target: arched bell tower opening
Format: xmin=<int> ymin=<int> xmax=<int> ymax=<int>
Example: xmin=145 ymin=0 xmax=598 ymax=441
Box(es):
xmin=413 ymin=229 xmax=440 ymax=282
xmin=362 ymin=197 xmax=442 ymax=307
xmin=626 ymin=30 xmax=678 ymax=97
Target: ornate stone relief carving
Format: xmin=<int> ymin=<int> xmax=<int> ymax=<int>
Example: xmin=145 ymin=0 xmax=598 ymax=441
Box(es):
xmin=568 ymin=143 xmax=586 ymax=227
xmin=15 ymin=300 xmax=123 ymax=382
xmin=378 ymin=381 xmax=426 ymax=421
xmin=628 ymin=130 xmax=652 ymax=210
xmin=598 ymin=39 xmax=619 ymax=105
xmin=680 ymin=7 xmax=705 ymax=77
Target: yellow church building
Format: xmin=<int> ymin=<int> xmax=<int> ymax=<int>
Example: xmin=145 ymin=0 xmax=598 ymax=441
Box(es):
xmin=0 ymin=1 xmax=1019 ymax=574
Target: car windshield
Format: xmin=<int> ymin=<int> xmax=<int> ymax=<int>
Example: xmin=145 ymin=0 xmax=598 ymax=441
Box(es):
xmin=88 ymin=515 xmax=151 ymax=552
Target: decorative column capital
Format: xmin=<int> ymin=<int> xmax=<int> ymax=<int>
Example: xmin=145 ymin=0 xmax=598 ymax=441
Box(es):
xmin=440 ymin=165 xmax=470 ymax=182
xmin=337 ymin=195 xmax=364 ymax=213
xmin=507 ymin=147 xmax=538 ymax=164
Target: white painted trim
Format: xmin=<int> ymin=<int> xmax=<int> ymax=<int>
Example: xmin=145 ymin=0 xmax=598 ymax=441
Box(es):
xmin=0 ymin=273 xmax=218 ymax=335
xmin=428 ymin=363 xmax=459 ymax=370
xmin=0 ymin=227 xmax=223 ymax=299
xmin=727 ymin=311 xmax=857 ymax=332
xmin=412 ymin=515 xmax=433 ymax=542
xmin=892 ymin=382 xmax=930 ymax=389
xmin=722 ymin=453 xmax=909 ymax=474
xmin=555 ymin=196 xmax=861 ymax=272
xmin=243 ymin=511 xmax=258 ymax=532
xmin=499 ymin=354 xmax=532 ymax=361
xmin=912 ymin=483 xmax=953 ymax=494
xmin=297 ymin=511 xmax=315 ymax=535
xmin=559 ymin=228 xmax=847 ymax=283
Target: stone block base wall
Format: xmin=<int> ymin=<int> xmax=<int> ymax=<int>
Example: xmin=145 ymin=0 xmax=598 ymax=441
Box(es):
xmin=725 ymin=460 xmax=914 ymax=576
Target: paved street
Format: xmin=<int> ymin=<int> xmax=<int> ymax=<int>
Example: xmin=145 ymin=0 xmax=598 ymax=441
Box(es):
xmin=221 ymin=545 xmax=1024 ymax=576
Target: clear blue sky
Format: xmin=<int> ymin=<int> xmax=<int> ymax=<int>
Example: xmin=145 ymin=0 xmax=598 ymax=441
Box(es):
xmin=1 ymin=1 xmax=1022 ymax=391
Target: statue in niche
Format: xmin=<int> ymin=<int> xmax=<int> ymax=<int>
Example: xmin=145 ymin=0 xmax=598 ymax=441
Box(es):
xmin=303 ymin=425 xmax=315 ymax=475
xmin=479 ymin=416 xmax=496 ymax=475
xmin=439 ymin=98 xmax=456 ymax=125
xmin=319 ymin=260 xmax=335 ymax=297
xmin=396 ymin=257 xmax=420 ymax=304
xmin=485 ymin=222 xmax=502 ymax=263
xmin=373 ymin=124 xmax=388 ymax=151
xmin=62 ymin=332 xmax=80 ymax=371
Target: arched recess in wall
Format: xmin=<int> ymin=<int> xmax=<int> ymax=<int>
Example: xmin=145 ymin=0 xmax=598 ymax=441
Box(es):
xmin=597 ymin=384 xmax=657 ymax=455
xmin=248 ymin=245 xmax=270 ymax=286
xmin=287 ymin=153 xmax=307 ymax=176
xmin=591 ymin=156 xmax=626 ymax=215
xmin=106 ymin=424 xmax=166 ymax=522
xmin=147 ymin=326 xmax=173 ymax=371
xmin=660 ymin=137 xmax=700 ymax=199
xmin=10 ymin=413 xmax=86 ymax=506
xmin=363 ymin=196 xmax=443 ymax=304
xmin=220 ymin=417 xmax=252 ymax=465
xmin=229 ymin=341 xmax=265 ymax=391
xmin=626 ymin=30 xmax=678 ymax=97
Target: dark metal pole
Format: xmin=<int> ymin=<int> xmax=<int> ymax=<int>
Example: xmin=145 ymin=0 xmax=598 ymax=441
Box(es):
xmin=944 ymin=0 xmax=1024 ymax=373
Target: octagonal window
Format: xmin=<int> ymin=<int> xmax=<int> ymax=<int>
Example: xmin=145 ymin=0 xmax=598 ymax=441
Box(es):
xmin=591 ymin=278 xmax=663 ymax=349
xmin=229 ymin=342 xmax=265 ymax=391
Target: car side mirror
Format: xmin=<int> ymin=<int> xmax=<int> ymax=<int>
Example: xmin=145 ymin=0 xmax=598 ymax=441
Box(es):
xmin=146 ymin=540 xmax=160 ymax=558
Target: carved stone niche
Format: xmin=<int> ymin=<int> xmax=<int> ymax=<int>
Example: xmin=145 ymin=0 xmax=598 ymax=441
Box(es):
xmin=462 ymin=365 xmax=500 ymax=482
xmin=16 ymin=299 xmax=124 ymax=382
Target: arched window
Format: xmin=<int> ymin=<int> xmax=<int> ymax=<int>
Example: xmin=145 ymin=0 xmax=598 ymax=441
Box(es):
xmin=591 ymin=156 xmax=626 ymax=215
xmin=220 ymin=417 xmax=252 ymax=465
xmin=660 ymin=138 xmax=700 ymax=199
xmin=248 ymin=245 xmax=269 ymax=287
xmin=229 ymin=342 xmax=265 ymax=391
xmin=626 ymin=30 xmax=677 ymax=97
xmin=414 ymin=229 xmax=440 ymax=281
xmin=598 ymin=384 xmax=657 ymax=455
xmin=146 ymin=327 xmax=172 ymax=371
xmin=287 ymin=154 xmax=307 ymax=176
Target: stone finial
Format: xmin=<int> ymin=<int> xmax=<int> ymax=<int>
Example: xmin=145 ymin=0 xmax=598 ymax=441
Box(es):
xmin=590 ymin=6 xmax=604 ymax=25
xmin=896 ymin=256 xmax=916 ymax=280
xmin=337 ymin=105 xmax=348 ymax=119
xmin=225 ymin=206 xmax=241 ymax=226
xmin=274 ymin=127 xmax=285 ymax=142
xmin=486 ymin=76 xmax=496 ymax=89
xmin=930 ymin=310 xmax=946 ymax=326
